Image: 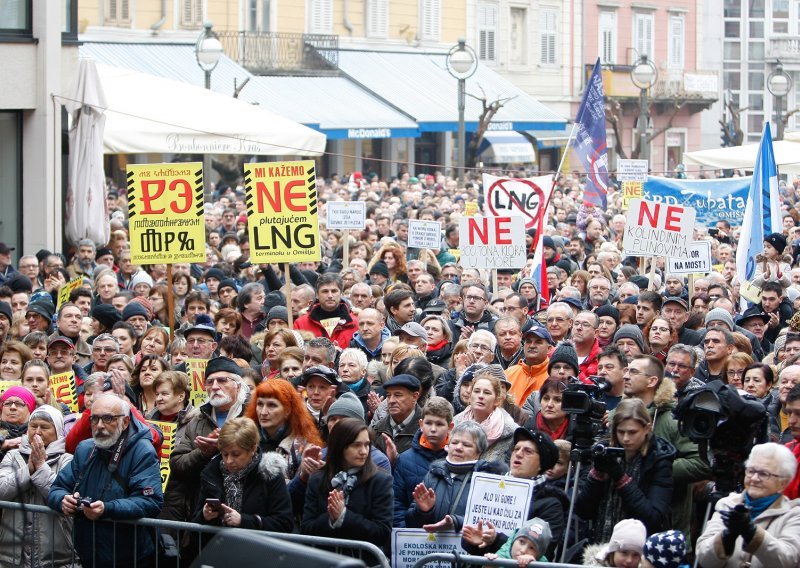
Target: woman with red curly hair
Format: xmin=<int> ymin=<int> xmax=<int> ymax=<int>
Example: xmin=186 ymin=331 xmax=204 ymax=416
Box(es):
xmin=246 ymin=379 xmax=324 ymax=480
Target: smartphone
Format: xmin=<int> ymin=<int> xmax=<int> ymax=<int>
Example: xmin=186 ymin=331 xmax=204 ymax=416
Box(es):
xmin=205 ymin=498 xmax=221 ymax=512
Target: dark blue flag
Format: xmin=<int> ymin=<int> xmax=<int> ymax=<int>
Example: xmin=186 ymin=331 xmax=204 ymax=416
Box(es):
xmin=572 ymin=58 xmax=609 ymax=208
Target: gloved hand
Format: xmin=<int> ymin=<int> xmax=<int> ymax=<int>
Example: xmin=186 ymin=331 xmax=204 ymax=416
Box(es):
xmin=593 ymin=453 xmax=625 ymax=481
xmin=721 ymin=505 xmax=756 ymax=542
xmin=721 ymin=529 xmax=737 ymax=556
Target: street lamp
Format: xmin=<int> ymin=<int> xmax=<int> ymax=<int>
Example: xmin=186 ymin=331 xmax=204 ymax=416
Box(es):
xmin=767 ymin=60 xmax=792 ymax=140
xmin=630 ymin=55 xmax=658 ymax=163
xmin=446 ymin=39 xmax=477 ymax=186
xmin=195 ymin=22 xmax=223 ymax=90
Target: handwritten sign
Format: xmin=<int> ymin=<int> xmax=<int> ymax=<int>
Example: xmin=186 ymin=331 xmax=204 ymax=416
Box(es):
xmin=482 ymin=173 xmax=553 ymax=230
xmin=148 ymin=420 xmax=177 ymax=491
xmin=623 ymin=199 xmax=696 ymax=260
xmin=408 ymin=220 xmax=441 ymax=249
xmin=668 ymin=241 xmax=712 ymax=274
xmin=621 ymin=181 xmax=644 ymax=211
xmin=126 ymin=162 xmax=205 ymax=264
xmin=187 ymin=359 xmax=208 ymax=407
xmin=57 ymin=278 xmax=84 ymax=310
xmin=464 ymin=472 xmax=534 ymax=535
xmin=458 ymin=215 xmax=527 ymax=269
xmin=245 ymin=160 xmax=321 ymax=264
xmin=391 ymin=529 xmax=464 ymax=568
xmin=617 ymin=159 xmax=649 ymax=182
xmin=327 ymin=201 xmax=366 ymax=230
xmin=49 ymin=371 xmax=78 ymax=413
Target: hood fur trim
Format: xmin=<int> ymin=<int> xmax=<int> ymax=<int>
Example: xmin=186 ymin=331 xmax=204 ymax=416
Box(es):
xmin=259 ymin=451 xmax=288 ymax=480
xmin=653 ymin=377 xmax=677 ymax=409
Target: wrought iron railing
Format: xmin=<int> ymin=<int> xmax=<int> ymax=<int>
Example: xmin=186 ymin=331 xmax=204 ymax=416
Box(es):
xmin=218 ymin=31 xmax=339 ymax=75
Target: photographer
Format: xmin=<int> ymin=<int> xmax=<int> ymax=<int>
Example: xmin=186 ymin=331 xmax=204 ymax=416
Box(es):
xmin=696 ymin=443 xmax=800 ymax=567
xmin=574 ymin=398 xmax=674 ymax=544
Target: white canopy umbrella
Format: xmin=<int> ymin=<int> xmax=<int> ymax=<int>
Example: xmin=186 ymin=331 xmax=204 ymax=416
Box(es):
xmin=65 ymin=58 xmax=110 ymax=247
xmin=95 ymin=64 xmax=326 ymax=155
xmin=683 ymin=138 xmax=800 ymax=175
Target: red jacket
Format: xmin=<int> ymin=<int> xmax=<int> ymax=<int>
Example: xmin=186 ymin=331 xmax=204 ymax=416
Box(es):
xmin=785 ymin=439 xmax=800 ymax=500
xmin=293 ymin=302 xmax=359 ymax=350
xmin=578 ymin=339 xmax=602 ymax=383
xmin=66 ymin=406 xmax=163 ymax=455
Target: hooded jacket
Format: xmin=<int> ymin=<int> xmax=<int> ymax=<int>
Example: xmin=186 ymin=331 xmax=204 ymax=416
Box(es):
xmin=348 ymin=327 xmax=390 ymax=362
xmin=578 ymin=339 xmax=602 ymax=382
xmin=392 ymin=429 xmax=448 ymax=527
xmin=294 ymin=301 xmax=359 ymax=349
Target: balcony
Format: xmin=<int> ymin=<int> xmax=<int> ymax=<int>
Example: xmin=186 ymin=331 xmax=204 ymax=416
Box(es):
xmin=217 ymin=32 xmax=339 ymax=75
xmin=769 ymin=36 xmax=800 ymax=61
xmin=593 ymin=65 xmax=718 ymax=107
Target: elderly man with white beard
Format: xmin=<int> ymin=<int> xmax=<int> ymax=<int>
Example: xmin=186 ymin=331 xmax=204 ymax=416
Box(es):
xmin=48 ymin=393 xmax=163 ymax=568
xmin=163 ymin=356 xmax=249 ymax=526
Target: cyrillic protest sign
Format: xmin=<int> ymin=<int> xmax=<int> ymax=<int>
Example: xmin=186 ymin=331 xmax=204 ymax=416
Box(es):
xmin=463 ymin=472 xmax=534 ymax=535
xmin=149 ymin=420 xmax=177 ymax=492
xmin=126 ymin=163 xmax=205 ymax=264
xmin=667 ymin=241 xmax=712 ymax=274
xmin=57 ymin=278 xmax=83 ymax=310
xmin=391 ymin=529 xmax=464 ymax=568
xmin=408 ymin=220 xmax=441 ymax=249
xmin=623 ymin=199 xmax=696 ymax=260
xmin=482 ymin=174 xmax=553 ymax=230
xmin=245 ymin=160 xmax=321 ymax=264
xmin=458 ymin=215 xmax=527 ymax=269
xmin=326 ymin=201 xmax=366 ymax=230
xmin=49 ymin=371 xmax=78 ymax=413
xmin=187 ymin=359 xmax=208 ymax=407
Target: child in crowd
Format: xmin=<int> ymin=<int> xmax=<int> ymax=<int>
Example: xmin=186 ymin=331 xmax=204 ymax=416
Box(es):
xmin=546 ymin=439 xmax=572 ymax=483
xmin=641 ymin=530 xmax=688 ymax=568
xmin=484 ymin=517 xmax=552 ymax=567
xmin=583 ymin=518 xmax=646 ymax=567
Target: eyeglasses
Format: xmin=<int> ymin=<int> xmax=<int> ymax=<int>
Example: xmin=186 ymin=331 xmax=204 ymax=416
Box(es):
xmin=89 ymin=414 xmax=124 ymax=425
xmin=650 ymin=326 xmax=670 ymax=333
xmin=186 ymin=338 xmax=214 ymax=345
xmin=665 ymin=360 xmax=693 ymax=371
xmin=464 ymin=295 xmax=486 ymax=303
xmin=469 ymin=344 xmax=493 ymax=353
xmin=2 ymin=400 xmax=27 ymax=409
xmin=744 ymin=467 xmax=783 ymax=481
xmin=726 ymin=369 xmax=745 ymax=378
xmin=547 ymin=317 xmax=569 ymax=324
xmin=205 ymin=376 xmax=234 ymax=386
xmin=93 ymin=346 xmax=117 ymax=353
xmin=572 ymin=321 xmax=595 ymax=329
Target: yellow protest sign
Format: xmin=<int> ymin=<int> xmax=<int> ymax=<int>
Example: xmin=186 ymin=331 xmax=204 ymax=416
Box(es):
xmin=187 ymin=359 xmax=208 ymax=407
xmin=244 ymin=160 xmax=321 ymax=264
xmin=320 ymin=317 xmax=341 ymax=338
xmin=621 ymin=181 xmax=643 ymax=211
xmin=126 ymin=162 xmax=205 ymax=264
xmin=148 ymin=420 xmax=177 ymax=492
xmin=49 ymin=371 xmax=78 ymax=413
xmin=57 ymin=278 xmax=83 ymax=310
xmin=740 ymin=280 xmax=762 ymax=304
xmin=0 ymin=381 xmax=20 ymax=395
xmin=464 ymin=201 xmax=479 ymax=217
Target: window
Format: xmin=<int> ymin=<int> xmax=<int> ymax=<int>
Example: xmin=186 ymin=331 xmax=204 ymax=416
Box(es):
xmin=668 ymin=15 xmax=684 ymax=69
xmin=0 ymin=0 xmax=30 ymax=33
xmin=509 ymin=7 xmax=527 ymax=65
xmin=105 ymin=0 xmax=130 ymax=25
xmin=539 ymin=8 xmax=557 ymax=65
xmin=308 ymin=0 xmax=333 ymax=34
xmin=420 ymin=0 xmax=440 ymax=41
xmin=0 ymin=114 xmax=21 ymax=258
xmin=599 ymin=11 xmax=617 ymax=64
xmin=633 ymin=12 xmax=654 ymax=61
xmin=181 ymin=0 xmax=203 ymax=28
xmin=478 ymin=3 xmax=497 ymax=63
xmin=366 ymin=0 xmax=388 ymax=38
xmin=63 ymin=0 xmax=78 ymax=42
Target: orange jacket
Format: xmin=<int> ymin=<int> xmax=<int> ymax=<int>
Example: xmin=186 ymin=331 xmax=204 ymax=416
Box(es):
xmin=506 ymin=358 xmax=550 ymax=407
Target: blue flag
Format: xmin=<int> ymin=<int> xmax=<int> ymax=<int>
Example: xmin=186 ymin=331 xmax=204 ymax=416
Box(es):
xmin=572 ymin=59 xmax=609 ymax=209
xmin=736 ymin=123 xmax=782 ymax=282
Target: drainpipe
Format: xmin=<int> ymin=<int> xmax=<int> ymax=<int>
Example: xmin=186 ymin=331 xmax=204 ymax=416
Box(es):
xmin=343 ymin=0 xmax=353 ymax=35
xmin=150 ymin=0 xmax=166 ymax=34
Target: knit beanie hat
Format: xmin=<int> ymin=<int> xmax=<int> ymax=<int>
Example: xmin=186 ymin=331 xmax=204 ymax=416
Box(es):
xmin=595 ymin=304 xmax=620 ymax=326
xmin=2 ymin=386 xmax=36 ymax=412
xmin=129 ymin=271 xmax=154 ymax=290
xmin=122 ymin=301 xmax=151 ymax=322
xmin=642 ymin=530 xmax=686 ymax=568
xmin=511 ymin=518 xmax=552 ymax=556
xmin=267 ymin=306 xmax=289 ymax=326
xmin=327 ymin=392 xmax=365 ymax=422
xmin=369 ymin=261 xmax=390 ymax=278
xmin=775 ymin=333 xmax=788 ymax=355
xmin=91 ymin=303 xmax=122 ymax=330
xmin=218 ymin=279 xmax=239 ymax=294
xmin=204 ymin=267 xmax=226 ymax=282
xmin=704 ymin=308 xmax=734 ymax=331
xmin=128 ymin=296 xmax=154 ymax=320
xmin=613 ymin=324 xmax=646 ymax=352
xmin=598 ymin=519 xmax=646 ymax=560
xmin=765 ymin=232 xmax=787 ymax=254
xmin=548 ymin=340 xmax=579 ymax=375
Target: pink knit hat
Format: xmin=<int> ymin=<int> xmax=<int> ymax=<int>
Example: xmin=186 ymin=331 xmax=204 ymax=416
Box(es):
xmin=2 ymin=386 xmax=36 ymax=412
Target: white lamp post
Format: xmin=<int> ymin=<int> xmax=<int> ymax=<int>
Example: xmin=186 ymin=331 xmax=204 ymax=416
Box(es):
xmin=630 ymin=55 xmax=658 ymax=163
xmin=767 ymin=60 xmax=792 ymax=140
xmin=446 ymin=39 xmax=477 ymax=186
xmin=195 ymin=22 xmax=223 ymax=90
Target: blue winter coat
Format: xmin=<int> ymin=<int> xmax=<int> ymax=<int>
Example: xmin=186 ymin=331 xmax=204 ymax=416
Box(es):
xmin=47 ymin=417 xmax=164 ymax=568
xmin=392 ymin=430 xmax=447 ymax=527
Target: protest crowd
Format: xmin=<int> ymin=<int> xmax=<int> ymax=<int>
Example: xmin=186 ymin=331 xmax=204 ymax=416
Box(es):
xmin=0 ymin=166 xmax=800 ymax=568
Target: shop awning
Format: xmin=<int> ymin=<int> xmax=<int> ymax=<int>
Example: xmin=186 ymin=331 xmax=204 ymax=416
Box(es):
xmin=526 ymin=126 xmax=575 ymax=148
xmin=476 ymin=131 xmax=536 ymax=164
xmin=238 ymin=76 xmax=419 ymax=139
xmin=683 ymin=139 xmax=800 ymax=174
xmin=336 ymin=49 xmax=567 ymax=132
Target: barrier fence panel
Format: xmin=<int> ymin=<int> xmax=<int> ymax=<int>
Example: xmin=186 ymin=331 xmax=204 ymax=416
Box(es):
xmin=0 ymin=500 xmax=389 ymax=568
xmin=411 ymin=553 xmax=586 ymax=568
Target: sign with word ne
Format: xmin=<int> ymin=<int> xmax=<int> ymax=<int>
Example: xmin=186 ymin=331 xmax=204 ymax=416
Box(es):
xmin=458 ymin=215 xmax=527 ymax=270
xmin=643 ymin=176 xmax=751 ymax=227
xmin=49 ymin=371 xmax=78 ymax=413
xmin=668 ymin=240 xmax=712 ymax=274
xmin=482 ymin=173 xmax=553 ymax=230
xmin=623 ymin=199 xmax=696 ymax=260
xmin=148 ymin=420 xmax=177 ymax=492
xmin=126 ymin=163 xmax=205 ymax=264
xmin=245 ymin=160 xmax=321 ymax=264
xmin=57 ymin=278 xmax=84 ymax=310
xmin=621 ymin=181 xmax=644 ymax=211
xmin=391 ymin=529 xmax=464 ymax=568
xmin=408 ymin=220 xmax=441 ymax=249
xmin=326 ymin=201 xmax=366 ymax=230
xmin=187 ymin=358 xmax=208 ymax=407
xmin=617 ymin=159 xmax=649 ymax=182
xmin=464 ymin=472 xmax=535 ymax=535
xmin=464 ymin=201 xmax=479 ymax=217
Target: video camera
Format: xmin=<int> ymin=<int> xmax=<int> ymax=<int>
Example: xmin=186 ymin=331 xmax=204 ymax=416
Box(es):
xmin=562 ymin=376 xmax=612 ymax=450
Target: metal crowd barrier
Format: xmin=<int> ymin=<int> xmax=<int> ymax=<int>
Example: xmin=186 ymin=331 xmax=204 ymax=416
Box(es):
xmin=412 ymin=554 xmax=585 ymax=567
xmin=0 ymin=500 xmax=390 ymax=568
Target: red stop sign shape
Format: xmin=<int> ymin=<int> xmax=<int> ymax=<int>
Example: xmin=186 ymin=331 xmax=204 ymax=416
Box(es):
xmin=486 ymin=178 xmax=546 ymax=230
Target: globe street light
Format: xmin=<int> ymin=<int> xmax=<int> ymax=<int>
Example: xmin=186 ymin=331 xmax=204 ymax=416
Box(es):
xmin=630 ymin=55 xmax=658 ymax=163
xmin=767 ymin=60 xmax=792 ymax=140
xmin=446 ymin=39 xmax=477 ymax=186
xmin=195 ymin=22 xmax=223 ymax=90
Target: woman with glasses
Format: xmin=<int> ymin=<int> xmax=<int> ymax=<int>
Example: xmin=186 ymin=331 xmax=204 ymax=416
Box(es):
xmin=0 ymin=386 xmax=35 ymax=459
xmin=696 ymin=443 xmax=800 ymax=567
xmin=722 ymin=353 xmax=754 ymax=390
xmin=643 ymin=317 xmax=678 ymax=362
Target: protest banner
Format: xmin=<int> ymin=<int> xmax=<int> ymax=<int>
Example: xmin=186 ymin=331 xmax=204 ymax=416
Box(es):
xmin=126 ymin=162 xmax=205 ymax=264
xmin=0 ymin=381 xmax=20 ymax=395
xmin=463 ymin=472 xmax=534 ymax=535
xmin=244 ymin=160 xmax=321 ymax=264
xmin=623 ymin=199 xmax=696 ymax=260
xmin=667 ymin=241 xmax=712 ymax=274
xmin=392 ymin=529 xmax=464 ymax=568
xmin=326 ymin=201 xmax=366 ymax=230
xmin=148 ymin=420 xmax=177 ymax=492
xmin=643 ymin=176 xmax=751 ymax=226
xmin=482 ymin=174 xmax=553 ymax=230
xmin=187 ymin=359 xmax=208 ymax=407
xmin=458 ymin=215 xmax=527 ymax=270
xmin=57 ymin=278 xmax=83 ymax=310
xmin=49 ymin=371 xmax=78 ymax=413
xmin=408 ymin=220 xmax=441 ymax=249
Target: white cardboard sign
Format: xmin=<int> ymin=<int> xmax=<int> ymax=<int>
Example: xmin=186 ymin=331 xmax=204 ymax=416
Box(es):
xmin=458 ymin=215 xmax=527 ymax=269
xmin=326 ymin=201 xmax=366 ymax=230
xmin=667 ymin=240 xmax=712 ymax=274
xmin=482 ymin=173 xmax=554 ymax=230
xmin=617 ymin=159 xmax=649 ymax=182
xmin=392 ymin=529 xmax=464 ymax=567
xmin=623 ymin=199 xmax=696 ymax=260
xmin=463 ymin=472 xmax=534 ymax=535
xmin=408 ymin=219 xmax=442 ymax=249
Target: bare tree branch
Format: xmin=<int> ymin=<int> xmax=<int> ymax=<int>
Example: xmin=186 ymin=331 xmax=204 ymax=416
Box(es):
xmin=465 ymin=87 xmax=518 ymax=167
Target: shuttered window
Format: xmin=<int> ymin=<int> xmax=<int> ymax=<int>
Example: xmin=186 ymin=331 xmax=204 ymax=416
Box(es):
xmin=599 ymin=11 xmax=616 ymax=64
xmin=308 ymin=0 xmax=333 ymax=33
xmin=478 ymin=3 xmax=497 ymax=63
xmin=105 ymin=0 xmax=130 ymax=25
xmin=366 ymin=0 xmax=389 ymax=38
xmin=540 ymin=8 xmax=557 ymax=65
xmin=181 ymin=0 xmax=203 ymax=28
xmin=420 ymin=0 xmax=441 ymax=41
xmin=668 ymin=15 xmax=685 ymax=68
xmin=633 ymin=12 xmax=654 ymax=61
